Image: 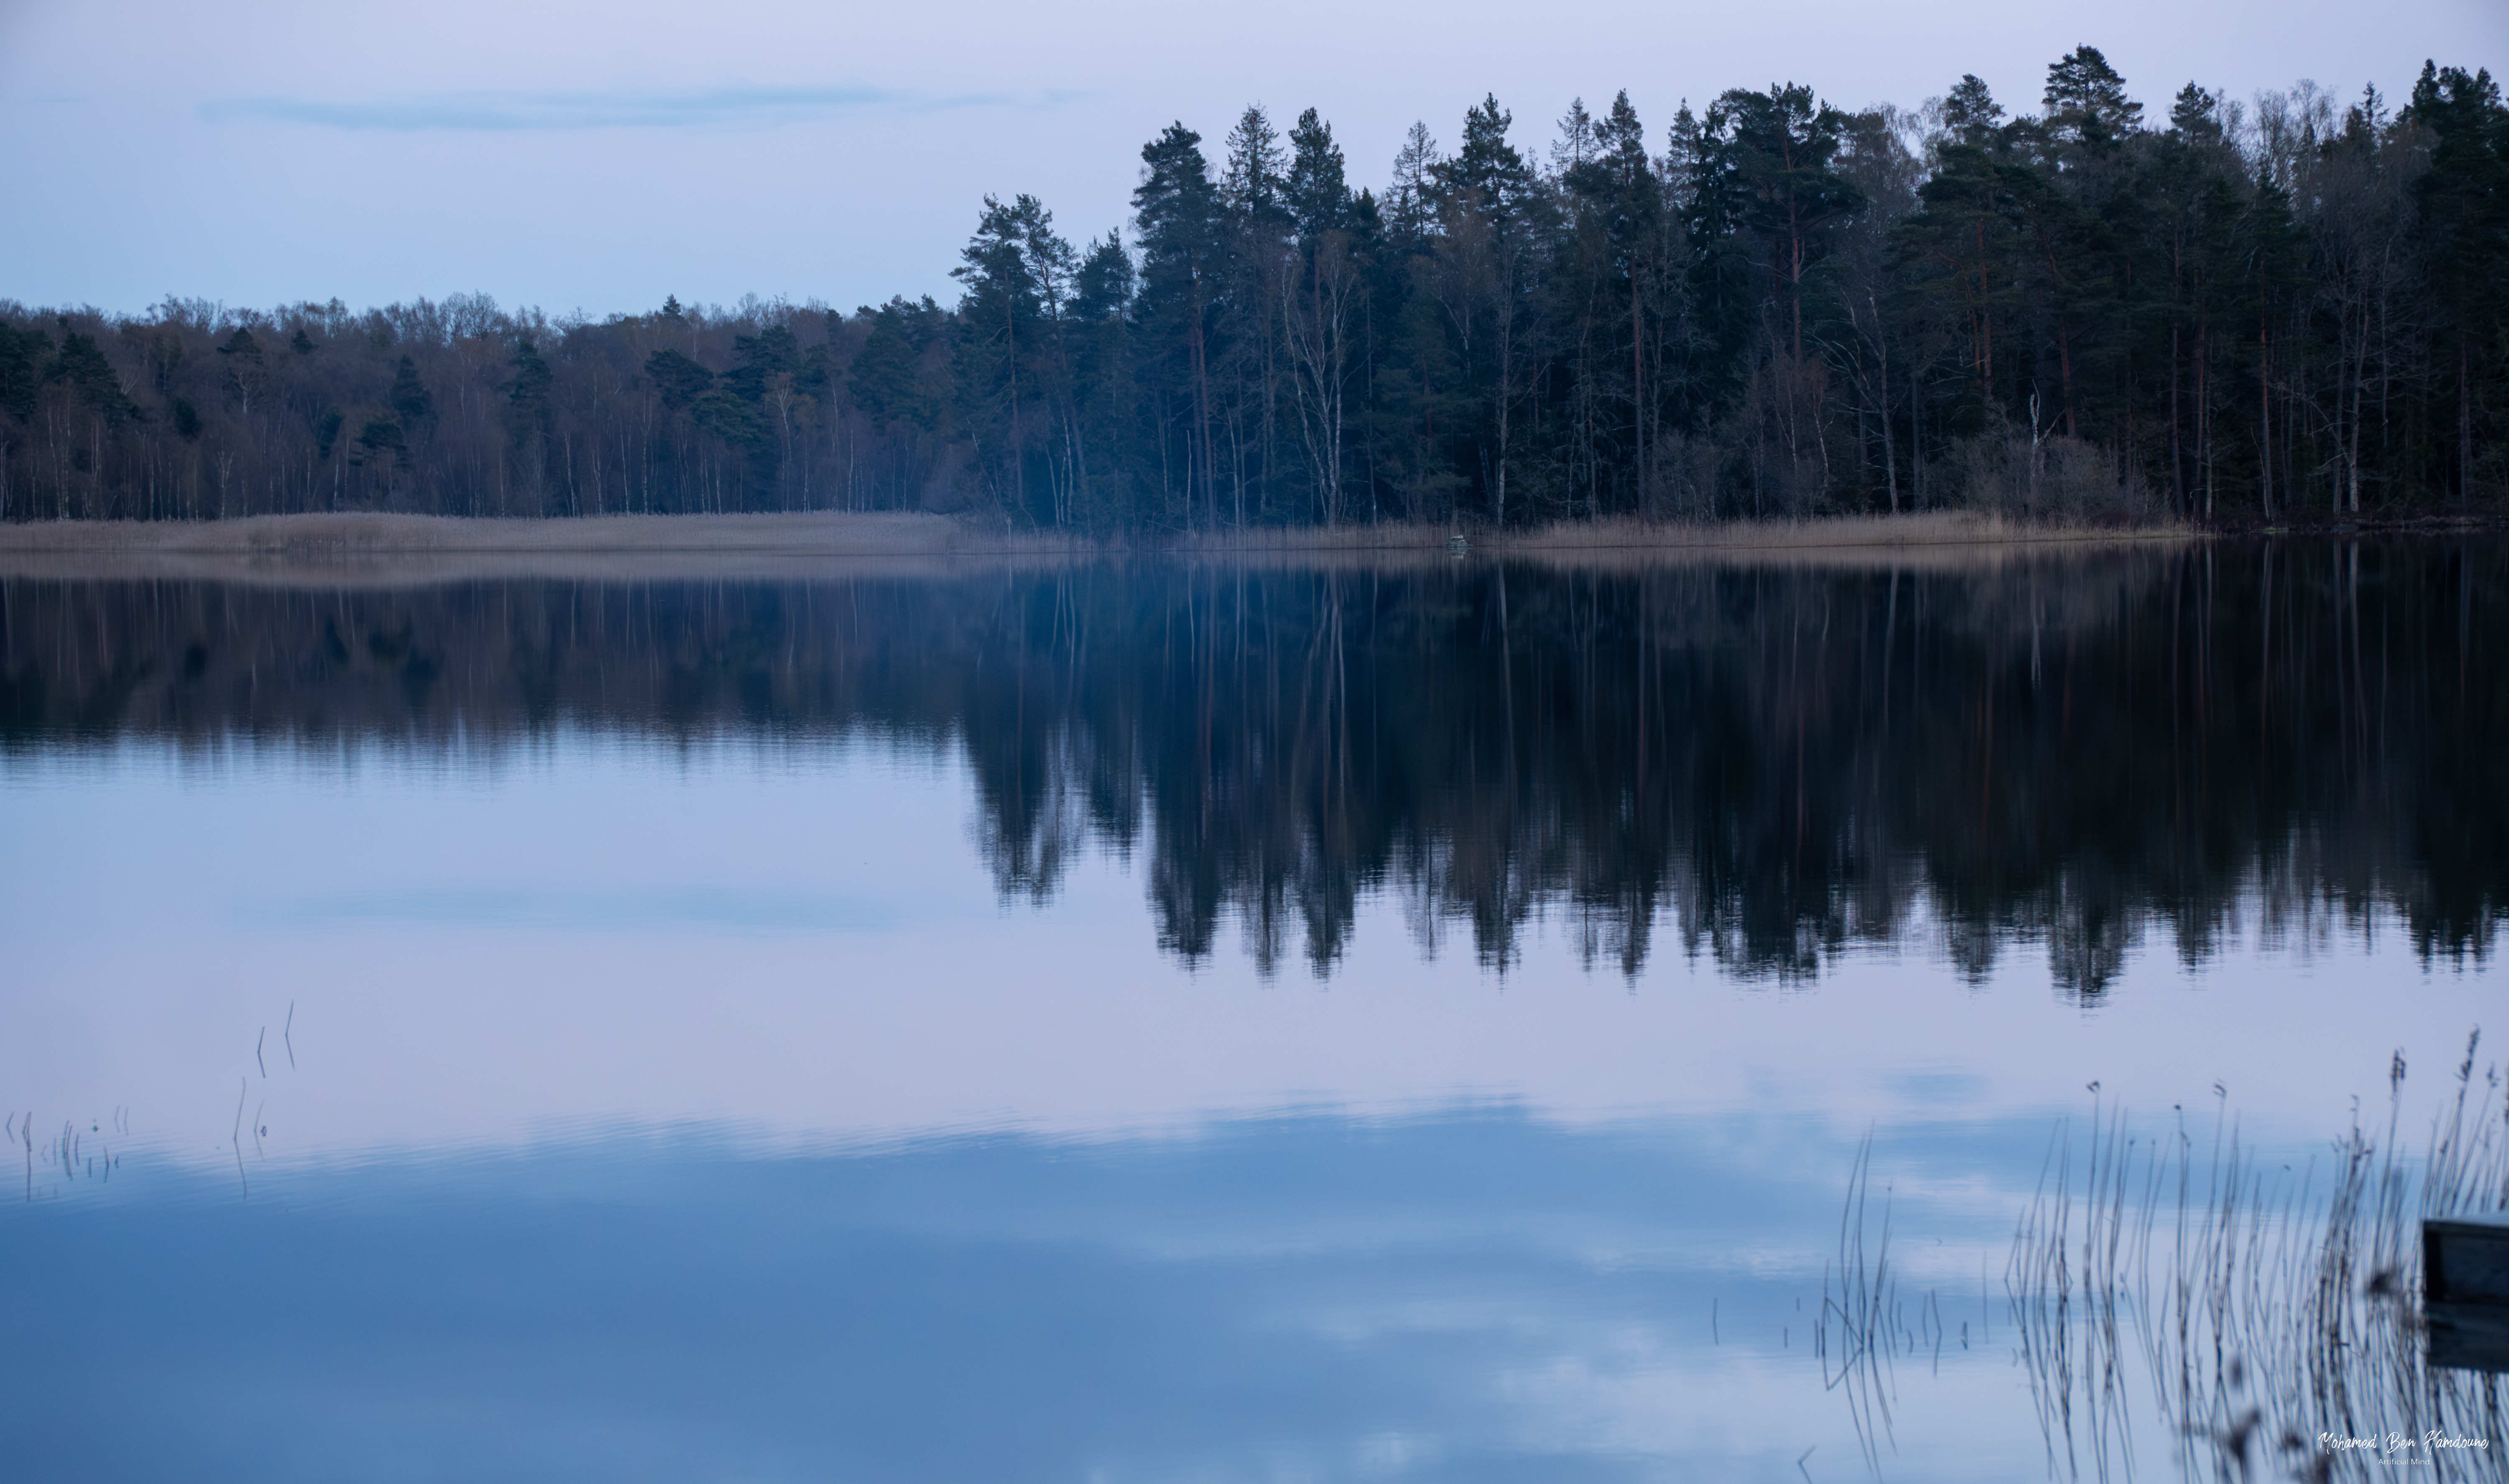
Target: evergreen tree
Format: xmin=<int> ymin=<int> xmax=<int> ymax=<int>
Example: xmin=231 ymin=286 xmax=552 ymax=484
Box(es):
xmin=1436 ymin=94 xmax=1535 ymax=219
xmin=646 ymin=349 xmax=713 ymax=409
xmin=953 ymin=194 xmax=1063 ymax=521
xmin=2043 ymin=46 xmax=2145 ymax=156
xmin=1133 ymin=122 xmax=1223 ymax=527
xmin=2405 ymin=63 xmax=2509 ymax=498
xmin=389 ymin=356 xmax=434 ymax=426
xmin=0 ymin=324 xmax=51 ymax=423
xmin=1285 ymin=108 xmax=1351 ymax=243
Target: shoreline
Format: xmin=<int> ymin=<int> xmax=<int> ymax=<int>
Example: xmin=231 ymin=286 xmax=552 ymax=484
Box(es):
xmin=0 ymin=507 xmax=2194 ymax=555
xmin=7 ymin=507 xmax=2478 ymax=586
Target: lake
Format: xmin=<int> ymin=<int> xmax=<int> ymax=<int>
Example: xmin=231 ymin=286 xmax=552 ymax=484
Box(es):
xmin=3 ymin=538 xmax=2503 ymax=1481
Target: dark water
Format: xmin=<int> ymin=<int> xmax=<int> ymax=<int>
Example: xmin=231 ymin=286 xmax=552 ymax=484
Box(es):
xmin=2 ymin=540 xmax=2503 ymax=1481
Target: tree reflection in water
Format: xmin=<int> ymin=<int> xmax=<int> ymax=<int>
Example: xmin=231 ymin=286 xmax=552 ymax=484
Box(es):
xmin=3 ymin=539 xmax=2500 ymax=992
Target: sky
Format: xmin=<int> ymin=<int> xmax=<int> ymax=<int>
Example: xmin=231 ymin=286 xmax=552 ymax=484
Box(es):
xmin=1 ymin=0 xmax=2502 ymax=320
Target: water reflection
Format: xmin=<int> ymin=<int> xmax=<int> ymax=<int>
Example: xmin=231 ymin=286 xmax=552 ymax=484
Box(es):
xmin=4 ymin=540 xmax=2500 ymax=989
xmin=3 ymin=543 xmax=2504 ymax=1481
xmin=1 ymin=1107 xmax=2050 ymax=1483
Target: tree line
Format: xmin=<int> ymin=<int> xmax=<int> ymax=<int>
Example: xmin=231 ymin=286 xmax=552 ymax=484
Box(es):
xmin=3 ymin=51 xmax=2504 ymax=530
xmin=5 ymin=542 xmax=2499 ymax=989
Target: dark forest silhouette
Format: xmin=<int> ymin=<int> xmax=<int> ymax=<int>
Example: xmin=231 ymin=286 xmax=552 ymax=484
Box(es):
xmin=5 ymin=540 xmax=2500 ymax=989
xmin=3 ymin=54 xmax=2505 ymax=531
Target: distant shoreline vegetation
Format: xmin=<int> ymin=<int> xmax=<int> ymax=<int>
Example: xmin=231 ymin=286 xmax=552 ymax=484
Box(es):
xmin=3 ymin=51 xmax=2504 ymax=533
xmin=0 ymin=511 xmax=2199 ymax=572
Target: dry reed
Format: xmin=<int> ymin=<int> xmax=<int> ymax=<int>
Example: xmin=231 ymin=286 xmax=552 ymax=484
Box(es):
xmin=2002 ymin=1035 xmax=2509 ymax=1482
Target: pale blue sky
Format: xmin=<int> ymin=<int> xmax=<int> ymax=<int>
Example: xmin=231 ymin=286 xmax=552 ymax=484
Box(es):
xmin=2 ymin=0 xmax=2501 ymax=318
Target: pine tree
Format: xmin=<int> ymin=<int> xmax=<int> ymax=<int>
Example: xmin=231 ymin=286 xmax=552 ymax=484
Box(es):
xmin=389 ymin=356 xmax=434 ymax=425
xmin=2406 ymin=63 xmax=2509 ymax=498
xmin=2043 ymin=46 xmax=2144 ymax=156
xmin=1383 ymin=123 xmax=1443 ymax=248
xmin=1133 ymin=123 xmax=1222 ymax=527
xmin=506 ymin=339 xmax=552 ymax=428
xmin=1713 ymin=84 xmax=1863 ymax=362
xmin=1435 ymin=95 xmax=1533 ymax=220
xmin=1285 ymin=108 xmax=1351 ymax=244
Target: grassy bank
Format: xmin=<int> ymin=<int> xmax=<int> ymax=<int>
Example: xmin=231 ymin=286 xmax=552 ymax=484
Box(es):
xmin=0 ymin=510 xmax=1040 ymax=557
xmin=0 ymin=509 xmax=2193 ymax=585
xmin=0 ymin=508 xmax=2194 ymax=554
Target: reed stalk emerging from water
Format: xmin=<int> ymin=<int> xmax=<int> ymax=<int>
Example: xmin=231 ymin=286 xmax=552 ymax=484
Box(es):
xmin=2004 ymin=1034 xmax=2509 ymax=1482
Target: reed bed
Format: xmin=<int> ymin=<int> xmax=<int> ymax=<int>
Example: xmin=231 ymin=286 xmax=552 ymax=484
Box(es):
xmin=2004 ymin=1034 xmax=2509 ymax=1482
xmin=1819 ymin=1035 xmax=2508 ymax=1481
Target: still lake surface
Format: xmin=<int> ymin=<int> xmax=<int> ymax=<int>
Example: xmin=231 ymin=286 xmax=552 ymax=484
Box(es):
xmin=2 ymin=539 xmax=2503 ymax=1481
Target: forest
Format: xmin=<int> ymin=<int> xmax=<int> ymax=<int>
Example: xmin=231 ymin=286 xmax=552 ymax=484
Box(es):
xmin=2 ymin=51 xmax=2504 ymax=532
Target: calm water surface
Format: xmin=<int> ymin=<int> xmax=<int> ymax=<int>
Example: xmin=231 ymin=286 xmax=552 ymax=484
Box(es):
xmin=2 ymin=541 xmax=2503 ymax=1481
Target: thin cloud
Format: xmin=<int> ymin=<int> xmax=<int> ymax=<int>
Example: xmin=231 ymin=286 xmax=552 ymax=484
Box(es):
xmin=198 ymin=84 xmax=1045 ymax=131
